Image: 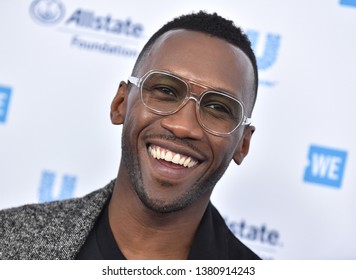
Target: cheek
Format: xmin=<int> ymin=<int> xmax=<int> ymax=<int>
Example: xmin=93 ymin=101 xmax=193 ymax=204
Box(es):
xmin=209 ymin=135 xmax=241 ymax=165
xmin=123 ymin=95 xmax=155 ymax=136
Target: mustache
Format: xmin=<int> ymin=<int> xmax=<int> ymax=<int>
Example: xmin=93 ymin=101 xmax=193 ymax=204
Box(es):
xmin=143 ymin=134 xmax=204 ymax=157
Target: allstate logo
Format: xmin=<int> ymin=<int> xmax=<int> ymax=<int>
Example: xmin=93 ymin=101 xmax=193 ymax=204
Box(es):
xmin=30 ymin=0 xmax=65 ymax=25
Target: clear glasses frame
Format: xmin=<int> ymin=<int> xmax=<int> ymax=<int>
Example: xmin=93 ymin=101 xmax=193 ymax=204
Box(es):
xmin=128 ymin=70 xmax=252 ymax=137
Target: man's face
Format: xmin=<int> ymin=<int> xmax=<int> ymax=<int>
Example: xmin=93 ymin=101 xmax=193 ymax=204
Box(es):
xmin=116 ymin=30 xmax=255 ymax=213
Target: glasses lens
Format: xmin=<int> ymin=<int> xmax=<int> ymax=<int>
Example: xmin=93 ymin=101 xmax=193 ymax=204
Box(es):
xmin=199 ymin=91 xmax=243 ymax=134
xmin=141 ymin=72 xmax=188 ymax=113
xmin=139 ymin=71 xmax=245 ymax=135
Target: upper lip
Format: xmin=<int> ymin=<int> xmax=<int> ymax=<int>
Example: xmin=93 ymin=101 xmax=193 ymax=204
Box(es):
xmin=144 ymin=136 xmax=207 ymax=163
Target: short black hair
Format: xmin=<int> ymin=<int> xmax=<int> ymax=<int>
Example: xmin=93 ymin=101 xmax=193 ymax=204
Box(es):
xmin=132 ymin=11 xmax=258 ymax=113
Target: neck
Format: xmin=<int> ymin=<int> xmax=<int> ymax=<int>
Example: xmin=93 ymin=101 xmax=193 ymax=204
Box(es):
xmin=108 ymin=168 xmax=211 ymax=260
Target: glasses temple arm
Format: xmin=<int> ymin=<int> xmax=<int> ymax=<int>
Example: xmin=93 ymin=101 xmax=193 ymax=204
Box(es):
xmin=243 ymin=116 xmax=252 ymax=125
xmin=128 ymin=76 xmax=140 ymax=86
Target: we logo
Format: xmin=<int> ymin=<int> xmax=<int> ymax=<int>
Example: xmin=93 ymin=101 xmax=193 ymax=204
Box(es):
xmin=246 ymin=30 xmax=281 ymax=87
xmin=340 ymin=0 xmax=356 ymax=8
xmin=0 ymin=86 xmax=12 ymax=123
xmin=38 ymin=170 xmax=77 ymax=202
xmin=246 ymin=30 xmax=281 ymax=71
xmin=303 ymin=145 xmax=348 ymax=188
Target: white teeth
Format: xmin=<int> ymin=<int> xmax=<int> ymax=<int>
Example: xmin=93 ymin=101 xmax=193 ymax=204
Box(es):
xmin=183 ymin=157 xmax=191 ymax=167
xmin=179 ymin=157 xmax=185 ymax=165
xmin=156 ymin=148 xmax=160 ymax=159
xmin=165 ymin=151 xmax=173 ymax=161
xmin=172 ymin=154 xmax=180 ymax=164
xmin=148 ymin=145 xmax=198 ymax=168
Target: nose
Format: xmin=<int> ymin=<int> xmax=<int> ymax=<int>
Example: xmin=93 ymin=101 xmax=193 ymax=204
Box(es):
xmin=160 ymin=99 xmax=204 ymax=140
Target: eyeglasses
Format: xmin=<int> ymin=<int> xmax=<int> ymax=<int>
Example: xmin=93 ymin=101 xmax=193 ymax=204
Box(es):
xmin=128 ymin=70 xmax=252 ymax=137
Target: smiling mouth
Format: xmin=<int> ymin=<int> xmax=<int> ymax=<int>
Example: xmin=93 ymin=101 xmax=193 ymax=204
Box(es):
xmin=148 ymin=145 xmax=198 ymax=168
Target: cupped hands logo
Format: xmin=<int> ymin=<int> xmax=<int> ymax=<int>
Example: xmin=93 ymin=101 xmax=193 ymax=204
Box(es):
xmin=30 ymin=0 xmax=65 ymax=25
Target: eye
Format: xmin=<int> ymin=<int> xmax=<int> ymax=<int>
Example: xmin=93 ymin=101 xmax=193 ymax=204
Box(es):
xmin=205 ymin=103 xmax=231 ymax=114
xmin=149 ymin=84 xmax=181 ymax=102
xmin=154 ymin=86 xmax=177 ymax=97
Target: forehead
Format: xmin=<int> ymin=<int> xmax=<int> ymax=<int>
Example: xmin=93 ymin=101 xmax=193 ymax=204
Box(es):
xmin=139 ymin=29 xmax=254 ymax=104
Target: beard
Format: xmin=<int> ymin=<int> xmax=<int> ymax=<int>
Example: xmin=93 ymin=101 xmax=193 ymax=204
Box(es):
xmin=121 ymin=126 xmax=230 ymax=214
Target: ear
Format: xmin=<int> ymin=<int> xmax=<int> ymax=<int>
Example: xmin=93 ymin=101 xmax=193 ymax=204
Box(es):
xmin=233 ymin=125 xmax=255 ymax=165
xmin=110 ymin=82 xmax=128 ymax=125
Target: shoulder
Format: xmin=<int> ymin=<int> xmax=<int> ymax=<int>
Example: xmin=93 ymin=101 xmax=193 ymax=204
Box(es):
xmin=0 ymin=181 xmax=114 ymax=228
xmin=0 ymin=180 xmax=114 ymax=259
xmin=210 ymin=204 xmax=261 ymax=260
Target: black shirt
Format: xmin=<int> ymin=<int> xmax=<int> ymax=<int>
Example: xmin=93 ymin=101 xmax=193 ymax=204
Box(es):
xmin=75 ymin=202 xmax=125 ymax=259
xmin=76 ymin=202 xmax=260 ymax=260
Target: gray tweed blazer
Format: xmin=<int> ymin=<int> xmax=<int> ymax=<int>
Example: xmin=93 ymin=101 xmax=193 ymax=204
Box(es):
xmin=0 ymin=180 xmax=114 ymax=260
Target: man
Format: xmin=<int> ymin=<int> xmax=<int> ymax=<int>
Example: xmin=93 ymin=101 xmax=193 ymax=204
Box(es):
xmin=0 ymin=11 xmax=260 ymax=259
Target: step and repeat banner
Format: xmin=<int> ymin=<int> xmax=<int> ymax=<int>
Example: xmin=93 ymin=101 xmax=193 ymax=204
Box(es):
xmin=1 ymin=0 xmax=355 ymax=259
